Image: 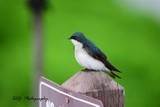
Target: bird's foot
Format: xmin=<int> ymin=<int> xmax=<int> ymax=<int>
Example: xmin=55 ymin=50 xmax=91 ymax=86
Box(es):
xmin=81 ymin=68 xmax=97 ymax=72
xmin=81 ymin=68 xmax=90 ymax=72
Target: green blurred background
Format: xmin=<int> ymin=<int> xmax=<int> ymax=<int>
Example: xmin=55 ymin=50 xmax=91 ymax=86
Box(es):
xmin=0 ymin=0 xmax=160 ymax=107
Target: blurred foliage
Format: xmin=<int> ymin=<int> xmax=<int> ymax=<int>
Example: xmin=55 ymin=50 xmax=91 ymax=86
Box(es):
xmin=0 ymin=0 xmax=160 ymax=107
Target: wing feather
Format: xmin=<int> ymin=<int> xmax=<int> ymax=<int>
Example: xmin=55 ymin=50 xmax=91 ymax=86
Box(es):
xmin=83 ymin=43 xmax=120 ymax=72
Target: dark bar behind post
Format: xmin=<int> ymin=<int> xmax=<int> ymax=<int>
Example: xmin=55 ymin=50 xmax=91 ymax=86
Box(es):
xmin=28 ymin=0 xmax=47 ymax=106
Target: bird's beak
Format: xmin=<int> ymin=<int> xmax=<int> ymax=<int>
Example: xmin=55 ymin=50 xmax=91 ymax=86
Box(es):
xmin=68 ymin=37 xmax=71 ymax=40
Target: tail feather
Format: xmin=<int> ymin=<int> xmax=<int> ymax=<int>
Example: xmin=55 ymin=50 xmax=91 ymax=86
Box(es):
xmin=108 ymin=71 xmax=121 ymax=79
xmin=114 ymin=68 xmax=121 ymax=73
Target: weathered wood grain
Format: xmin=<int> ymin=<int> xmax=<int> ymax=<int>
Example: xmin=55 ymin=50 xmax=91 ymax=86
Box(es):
xmin=62 ymin=71 xmax=125 ymax=107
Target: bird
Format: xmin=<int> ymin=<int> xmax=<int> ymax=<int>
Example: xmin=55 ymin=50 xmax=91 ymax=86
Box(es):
xmin=68 ymin=32 xmax=121 ymax=79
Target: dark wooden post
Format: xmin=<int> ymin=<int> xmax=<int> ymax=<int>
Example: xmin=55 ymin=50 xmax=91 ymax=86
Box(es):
xmin=62 ymin=71 xmax=125 ymax=107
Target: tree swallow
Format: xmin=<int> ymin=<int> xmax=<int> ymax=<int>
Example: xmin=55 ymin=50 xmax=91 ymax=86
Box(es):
xmin=69 ymin=32 xmax=121 ymax=79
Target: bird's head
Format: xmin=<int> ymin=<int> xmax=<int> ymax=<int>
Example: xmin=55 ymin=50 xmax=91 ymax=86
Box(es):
xmin=69 ymin=32 xmax=87 ymax=46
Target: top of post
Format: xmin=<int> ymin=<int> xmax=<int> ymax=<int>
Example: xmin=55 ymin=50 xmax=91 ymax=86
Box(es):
xmin=62 ymin=71 xmax=125 ymax=107
xmin=62 ymin=71 xmax=124 ymax=93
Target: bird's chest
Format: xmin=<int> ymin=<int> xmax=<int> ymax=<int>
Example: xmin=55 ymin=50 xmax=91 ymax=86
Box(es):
xmin=74 ymin=45 xmax=100 ymax=69
xmin=74 ymin=45 xmax=88 ymax=63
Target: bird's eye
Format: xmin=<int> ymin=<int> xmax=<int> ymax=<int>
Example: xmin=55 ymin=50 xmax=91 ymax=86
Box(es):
xmin=71 ymin=36 xmax=76 ymax=40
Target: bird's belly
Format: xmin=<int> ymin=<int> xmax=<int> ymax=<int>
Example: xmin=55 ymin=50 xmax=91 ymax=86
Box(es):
xmin=75 ymin=50 xmax=107 ymax=71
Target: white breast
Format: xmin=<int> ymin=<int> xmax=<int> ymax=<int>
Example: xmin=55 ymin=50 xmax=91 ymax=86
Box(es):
xmin=71 ymin=39 xmax=110 ymax=72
